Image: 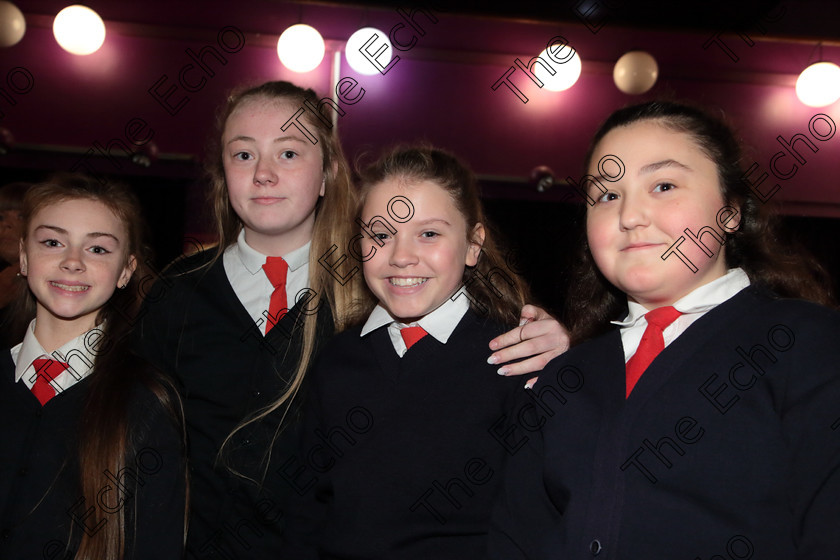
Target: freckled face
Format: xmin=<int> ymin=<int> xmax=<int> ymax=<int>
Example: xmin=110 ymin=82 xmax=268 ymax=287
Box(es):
xmin=223 ymin=98 xmax=326 ymax=255
xmin=360 ymin=179 xmax=483 ymax=323
xmin=20 ymin=198 xmax=135 ymax=335
xmin=585 ymin=121 xmax=734 ymax=308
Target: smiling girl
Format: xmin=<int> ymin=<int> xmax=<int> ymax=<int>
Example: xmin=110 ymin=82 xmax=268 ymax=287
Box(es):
xmin=285 ymin=145 xmax=531 ymax=559
xmin=136 ymin=81 xmax=566 ymax=558
xmin=489 ymin=101 xmax=840 ymax=559
xmin=0 ymin=174 xmax=185 ymax=559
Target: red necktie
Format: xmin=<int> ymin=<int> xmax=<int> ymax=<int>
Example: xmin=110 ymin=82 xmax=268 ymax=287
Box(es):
xmin=262 ymin=256 xmax=289 ymax=334
xmin=400 ymin=326 xmax=428 ymax=351
xmin=30 ymin=358 xmax=69 ymax=406
xmin=625 ymin=306 xmax=681 ymax=398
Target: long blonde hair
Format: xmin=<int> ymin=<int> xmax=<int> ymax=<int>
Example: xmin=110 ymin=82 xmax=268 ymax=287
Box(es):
xmin=207 ymin=81 xmax=362 ymax=475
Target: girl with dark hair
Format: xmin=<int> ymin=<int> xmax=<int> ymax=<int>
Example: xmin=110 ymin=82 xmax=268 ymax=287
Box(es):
xmin=0 ymin=173 xmax=186 ymax=559
xmin=286 ymin=145 xmax=531 ymax=559
xmin=136 ymin=81 xmax=567 ymax=558
xmin=489 ymin=101 xmax=840 ymax=559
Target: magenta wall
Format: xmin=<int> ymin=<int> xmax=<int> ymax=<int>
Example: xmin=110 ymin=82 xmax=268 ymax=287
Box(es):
xmin=2 ymin=1 xmax=839 ymax=216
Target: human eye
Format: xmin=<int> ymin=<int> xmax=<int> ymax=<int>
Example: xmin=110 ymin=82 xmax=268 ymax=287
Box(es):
xmin=372 ymin=231 xmax=391 ymax=242
xmin=280 ymin=150 xmax=298 ymax=160
xmin=595 ymin=191 xmax=619 ymax=203
xmin=420 ymin=230 xmax=439 ymax=239
xmin=232 ymin=151 xmax=253 ymax=161
xmin=653 ymin=182 xmax=676 ymax=193
xmin=88 ymin=245 xmax=112 ymax=255
xmin=41 ymin=238 xmax=62 ymax=248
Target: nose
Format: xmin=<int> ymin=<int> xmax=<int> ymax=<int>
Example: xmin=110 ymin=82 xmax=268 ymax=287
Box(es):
xmin=61 ymin=246 xmax=85 ymax=273
xmin=618 ymin=191 xmax=650 ymax=231
xmin=254 ymin=158 xmax=276 ymax=186
xmin=388 ymin=234 xmax=418 ymax=268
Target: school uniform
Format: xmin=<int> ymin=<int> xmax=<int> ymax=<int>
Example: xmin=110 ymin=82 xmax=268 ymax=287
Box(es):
xmin=488 ymin=270 xmax=840 ymax=559
xmin=284 ymin=292 xmax=524 ymax=559
xmin=0 ymin=321 xmax=185 ymax=559
xmin=135 ymin=232 xmax=334 ymax=559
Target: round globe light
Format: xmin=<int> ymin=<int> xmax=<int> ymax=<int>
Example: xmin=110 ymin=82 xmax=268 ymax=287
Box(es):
xmin=345 ymin=27 xmax=392 ymax=75
xmin=53 ymin=5 xmax=105 ymax=55
xmin=795 ymin=61 xmax=840 ymax=107
xmin=613 ymin=51 xmax=658 ymax=94
xmin=533 ymin=47 xmax=582 ymax=92
xmin=277 ymin=24 xmax=325 ymax=73
xmin=0 ymin=1 xmax=26 ymax=47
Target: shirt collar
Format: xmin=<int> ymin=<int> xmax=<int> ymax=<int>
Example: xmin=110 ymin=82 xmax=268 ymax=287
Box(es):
xmin=361 ymin=287 xmax=471 ymax=344
xmin=229 ymin=229 xmax=311 ymax=275
xmin=613 ymin=267 xmax=751 ymax=327
xmin=13 ymin=319 xmax=101 ymax=383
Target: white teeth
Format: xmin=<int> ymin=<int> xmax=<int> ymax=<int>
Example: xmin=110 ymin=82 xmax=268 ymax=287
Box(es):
xmin=51 ymin=282 xmax=89 ymax=292
xmin=389 ymin=277 xmax=427 ymax=287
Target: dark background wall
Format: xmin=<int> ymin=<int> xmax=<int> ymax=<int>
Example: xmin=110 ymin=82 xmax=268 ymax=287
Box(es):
xmin=2 ymin=0 xmax=839 ymax=314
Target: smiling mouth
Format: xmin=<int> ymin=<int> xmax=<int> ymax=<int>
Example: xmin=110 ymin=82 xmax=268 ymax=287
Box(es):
xmin=389 ymin=277 xmax=427 ymax=287
xmin=50 ymin=281 xmax=89 ymax=292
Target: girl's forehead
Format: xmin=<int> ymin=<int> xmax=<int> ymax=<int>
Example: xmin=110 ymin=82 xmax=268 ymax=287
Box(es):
xmin=227 ymin=96 xmax=297 ymax=124
xmin=30 ymin=198 xmax=126 ymax=232
xmin=590 ymin=120 xmax=710 ymax=169
xmin=363 ymin=177 xmax=457 ymax=216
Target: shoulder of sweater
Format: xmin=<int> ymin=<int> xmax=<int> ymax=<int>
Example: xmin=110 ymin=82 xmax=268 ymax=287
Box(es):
xmin=159 ymin=247 xmax=220 ymax=282
xmin=739 ymin=284 xmax=840 ymax=328
xmin=456 ymin=308 xmax=512 ymax=339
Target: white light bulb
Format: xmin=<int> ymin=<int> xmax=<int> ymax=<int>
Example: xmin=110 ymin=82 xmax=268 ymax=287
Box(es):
xmin=796 ymin=62 xmax=840 ymax=107
xmin=533 ymin=47 xmax=582 ymax=92
xmin=346 ymin=27 xmax=392 ymax=75
xmin=613 ymin=51 xmax=658 ymax=94
xmin=0 ymin=1 xmax=26 ymax=47
xmin=53 ymin=5 xmax=105 ymax=55
xmin=277 ymin=24 xmax=325 ymax=73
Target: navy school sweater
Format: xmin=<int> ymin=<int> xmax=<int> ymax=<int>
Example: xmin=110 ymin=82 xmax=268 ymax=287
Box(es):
xmin=283 ymin=308 xmax=525 ymax=559
xmin=135 ymin=249 xmax=334 ymax=559
xmin=489 ymin=286 xmax=840 ymax=560
xmin=0 ymin=351 xmax=185 ymax=559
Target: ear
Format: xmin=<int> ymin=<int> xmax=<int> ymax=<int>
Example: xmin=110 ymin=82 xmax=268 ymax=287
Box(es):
xmin=465 ymin=223 xmax=486 ymax=267
xmin=18 ymin=239 xmax=27 ymax=276
xmin=118 ymin=255 xmax=137 ymax=289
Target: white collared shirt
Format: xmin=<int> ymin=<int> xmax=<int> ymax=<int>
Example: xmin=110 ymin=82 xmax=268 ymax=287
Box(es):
xmin=612 ymin=268 xmax=751 ymax=362
xmin=12 ymin=319 xmax=101 ymax=396
xmin=361 ymin=287 xmax=471 ymax=357
xmin=223 ymin=229 xmax=311 ymax=333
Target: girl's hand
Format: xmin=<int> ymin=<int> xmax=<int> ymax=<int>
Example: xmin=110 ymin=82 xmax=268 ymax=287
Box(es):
xmin=488 ymin=305 xmax=570 ymax=388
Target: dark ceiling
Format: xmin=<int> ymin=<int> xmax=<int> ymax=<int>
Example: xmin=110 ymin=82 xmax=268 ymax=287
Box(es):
xmin=328 ymin=0 xmax=839 ymax=40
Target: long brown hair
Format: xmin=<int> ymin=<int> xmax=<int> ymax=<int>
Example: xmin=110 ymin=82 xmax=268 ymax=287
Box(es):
xmin=207 ymin=81 xmax=363 ymax=474
xmin=566 ymin=101 xmax=834 ymax=343
xmin=20 ymin=173 xmax=186 ymax=559
xmin=356 ymin=145 xmax=531 ymax=326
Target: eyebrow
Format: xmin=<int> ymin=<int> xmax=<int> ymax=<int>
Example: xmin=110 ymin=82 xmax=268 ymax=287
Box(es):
xmin=226 ymin=135 xmax=308 ymax=145
xmin=415 ymin=218 xmax=452 ymax=227
xmin=639 ymin=159 xmax=692 ymax=175
xmin=589 ymin=158 xmax=693 ymax=192
xmin=35 ymin=225 xmax=121 ymax=244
